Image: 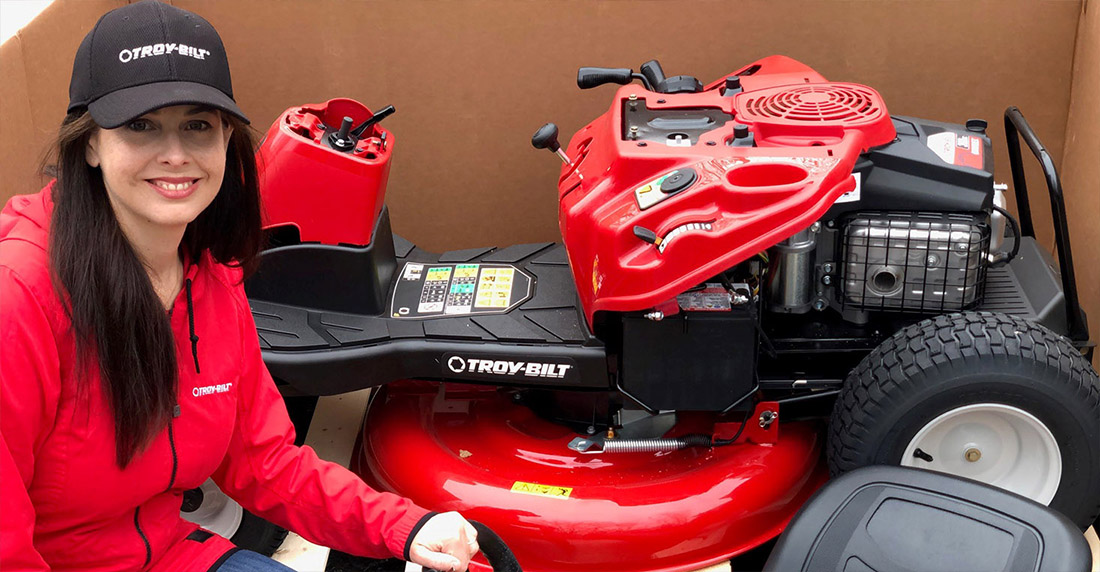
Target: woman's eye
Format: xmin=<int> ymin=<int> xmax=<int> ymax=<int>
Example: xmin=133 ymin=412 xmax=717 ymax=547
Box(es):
xmin=185 ymin=120 xmax=212 ymax=131
xmin=126 ymin=119 xmax=154 ymax=132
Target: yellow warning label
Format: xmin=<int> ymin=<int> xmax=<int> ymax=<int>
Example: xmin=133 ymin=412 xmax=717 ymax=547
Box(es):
xmin=510 ymin=481 xmax=572 ymax=499
xmin=475 ymin=266 xmax=515 ymax=308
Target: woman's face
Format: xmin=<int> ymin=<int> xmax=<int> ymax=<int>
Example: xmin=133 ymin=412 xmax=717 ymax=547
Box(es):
xmin=85 ymin=105 xmax=233 ymax=239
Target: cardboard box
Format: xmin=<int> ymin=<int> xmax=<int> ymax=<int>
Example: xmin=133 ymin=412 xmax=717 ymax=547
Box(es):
xmin=2 ymin=0 xmax=1096 ymax=359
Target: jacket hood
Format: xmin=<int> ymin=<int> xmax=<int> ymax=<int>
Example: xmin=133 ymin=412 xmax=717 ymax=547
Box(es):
xmin=0 ymin=181 xmax=54 ymax=254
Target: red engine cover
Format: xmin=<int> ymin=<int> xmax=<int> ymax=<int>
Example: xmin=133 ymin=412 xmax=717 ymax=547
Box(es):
xmin=558 ymin=56 xmax=895 ymax=324
xmin=257 ymin=98 xmax=394 ymax=246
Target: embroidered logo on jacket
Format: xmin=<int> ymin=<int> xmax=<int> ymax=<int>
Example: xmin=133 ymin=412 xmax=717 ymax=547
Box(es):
xmin=192 ymin=383 xmax=232 ymax=397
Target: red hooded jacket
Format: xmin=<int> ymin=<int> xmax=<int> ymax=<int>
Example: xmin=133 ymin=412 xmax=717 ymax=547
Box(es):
xmin=0 ymin=184 xmax=433 ymax=571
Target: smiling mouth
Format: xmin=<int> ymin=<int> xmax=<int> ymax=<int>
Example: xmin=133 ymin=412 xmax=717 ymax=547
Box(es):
xmin=149 ymin=179 xmax=199 ymax=192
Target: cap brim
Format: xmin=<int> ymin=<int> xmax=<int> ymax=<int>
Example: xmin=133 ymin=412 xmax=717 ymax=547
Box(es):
xmin=88 ymin=81 xmax=250 ymax=129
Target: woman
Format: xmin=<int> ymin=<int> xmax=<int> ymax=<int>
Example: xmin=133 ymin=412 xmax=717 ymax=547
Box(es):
xmin=0 ymin=2 xmax=478 ymax=571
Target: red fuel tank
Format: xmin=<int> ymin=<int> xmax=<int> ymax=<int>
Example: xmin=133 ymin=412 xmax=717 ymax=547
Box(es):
xmin=257 ymin=98 xmax=394 ymax=246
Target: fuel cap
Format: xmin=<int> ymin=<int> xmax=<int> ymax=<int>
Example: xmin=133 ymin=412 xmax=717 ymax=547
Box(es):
xmin=660 ymin=169 xmax=697 ymax=194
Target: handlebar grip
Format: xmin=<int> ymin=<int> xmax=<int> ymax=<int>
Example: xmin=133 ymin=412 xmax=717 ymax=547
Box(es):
xmin=577 ymin=67 xmax=634 ymax=89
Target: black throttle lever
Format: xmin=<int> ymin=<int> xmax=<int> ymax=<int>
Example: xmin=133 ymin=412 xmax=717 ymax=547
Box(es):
xmin=351 ymin=104 xmax=396 ymax=138
xmin=577 ymin=67 xmax=634 ymax=89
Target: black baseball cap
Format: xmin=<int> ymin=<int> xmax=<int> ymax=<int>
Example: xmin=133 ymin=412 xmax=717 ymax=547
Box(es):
xmin=68 ymin=0 xmax=249 ymax=129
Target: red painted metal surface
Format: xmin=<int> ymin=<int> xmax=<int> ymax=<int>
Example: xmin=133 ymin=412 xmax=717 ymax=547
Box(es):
xmin=354 ymin=382 xmax=828 ymax=572
xmin=257 ymin=98 xmax=393 ymax=246
xmin=557 ymin=55 xmax=895 ymax=325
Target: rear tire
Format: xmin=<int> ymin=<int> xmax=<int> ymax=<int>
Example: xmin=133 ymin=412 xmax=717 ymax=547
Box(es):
xmin=827 ymin=311 xmax=1100 ymax=529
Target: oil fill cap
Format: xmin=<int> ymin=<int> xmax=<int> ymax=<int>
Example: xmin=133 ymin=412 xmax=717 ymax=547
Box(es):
xmin=660 ymin=168 xmax=697 ymax=194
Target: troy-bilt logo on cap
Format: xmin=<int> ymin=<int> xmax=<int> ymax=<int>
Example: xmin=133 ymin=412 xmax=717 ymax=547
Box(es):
xmin=119 ymin=43 xmax=211 ymax=63
xmin=445 ymin=355 xmax=574 ymax=380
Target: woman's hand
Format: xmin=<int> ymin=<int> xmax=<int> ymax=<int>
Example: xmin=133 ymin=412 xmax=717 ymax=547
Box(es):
xmin=407 ymin=511 xmax=480 ymax=571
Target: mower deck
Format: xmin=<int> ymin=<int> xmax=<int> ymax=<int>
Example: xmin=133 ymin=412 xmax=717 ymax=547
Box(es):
xmin=353 ymin=381 xmax=828 ymax=572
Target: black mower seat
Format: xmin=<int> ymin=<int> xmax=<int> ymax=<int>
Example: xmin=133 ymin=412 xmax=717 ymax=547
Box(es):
xmin=763 ymin=465 xmax=1092 ymax=572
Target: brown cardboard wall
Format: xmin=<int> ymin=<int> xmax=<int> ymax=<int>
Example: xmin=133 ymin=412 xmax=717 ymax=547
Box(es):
xmin=1063 ymin=0 xmax=1100 ymax=364
xmin=2 ymin=0 xmax=1095 ymax=346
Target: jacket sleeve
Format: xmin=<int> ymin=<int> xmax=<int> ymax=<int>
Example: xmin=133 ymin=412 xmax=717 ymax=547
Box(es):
xmin=210 ymin=284 xmax=433 ymax=560
xmin=0 ymin=267 xmax=59 ymax=571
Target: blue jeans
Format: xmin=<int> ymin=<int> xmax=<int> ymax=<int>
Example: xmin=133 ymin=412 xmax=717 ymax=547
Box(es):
xmin=215 ymin=549 xmax=296 ymax=572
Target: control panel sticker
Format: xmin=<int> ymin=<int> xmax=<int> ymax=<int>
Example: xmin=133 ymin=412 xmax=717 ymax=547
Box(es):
xmin=402 ymin=263 xmax=424 ymax=281
xmin=634 ymin=169 xmax=692 ymax=210
xmin=417 ymin=267 xmax=452 ymax=313
xmin=510 ymin=481 xmax=573 ymax=500
xmin=444 ymin=264 xmax=479 ymax=314
xmin=475 ymin=267 xmax=515 ymax=309
xmin=392 ymin=262 xmax=532 ymax=318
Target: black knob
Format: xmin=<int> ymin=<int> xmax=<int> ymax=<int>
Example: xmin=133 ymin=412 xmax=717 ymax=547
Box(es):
xmin=532 ymin=123 xmax=561 ymax=152
xmin=329 ymin=116 xmax=356 ymax=151
xmin=724 ymin=76 xmax=742 ymax=91
xmin=660 ymin=169 xmax=697 ymax=194
xmin=966 ymin=118 xmax=988 ymax=133
xmin=733 ymin=124 xmax=750 ymax=139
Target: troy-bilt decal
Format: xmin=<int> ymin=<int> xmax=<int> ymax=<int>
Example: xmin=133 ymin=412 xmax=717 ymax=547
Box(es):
xmin=118 ymin=43 xmax=211 ymax=63
xmin=444 ymin=354 xmax=575 ymax=381
xmin=510 ymin=481 xmax=573 ymax=499
xmin=192 ymin=382 xmax=232 ymax=397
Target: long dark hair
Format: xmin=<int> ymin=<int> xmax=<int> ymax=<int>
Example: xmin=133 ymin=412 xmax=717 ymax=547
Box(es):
xmin=49 ymin=110 xmax=262 ymax=468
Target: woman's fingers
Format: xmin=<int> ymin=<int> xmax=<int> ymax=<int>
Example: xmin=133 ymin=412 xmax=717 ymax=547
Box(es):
xmin=408 ymin=511 xmax=479 ymax=571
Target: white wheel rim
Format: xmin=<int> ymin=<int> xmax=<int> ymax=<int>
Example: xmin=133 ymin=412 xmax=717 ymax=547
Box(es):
xmin=901 ymin=403 xmax=1061 ymax=505
xmin=180 ymin=479 xmax=243 ymax=538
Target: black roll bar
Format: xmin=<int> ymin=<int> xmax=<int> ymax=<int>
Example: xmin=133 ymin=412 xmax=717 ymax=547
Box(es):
xmin=1002 ymin=107 xmax=1088 ymax=341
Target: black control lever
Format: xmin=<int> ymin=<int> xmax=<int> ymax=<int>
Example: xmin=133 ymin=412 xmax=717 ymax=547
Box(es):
xmin=531 ymin=123 xmax=572 ymax=165
xmin=577 ymin=67 xmax=634 ymax=89
xmin=327 ymin=116 xmax=356 ymax=152
xmin=639 ymin=60 xmax=666 ymax=91
xmin=351 ymin=104 xmax=396 ymax=138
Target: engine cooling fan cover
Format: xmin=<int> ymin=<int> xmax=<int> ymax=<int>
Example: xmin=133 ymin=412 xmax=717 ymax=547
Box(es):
xmin=735 ymin=82 xmax=896 ymax=147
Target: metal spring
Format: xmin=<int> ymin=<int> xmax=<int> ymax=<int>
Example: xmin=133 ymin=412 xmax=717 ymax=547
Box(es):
xmin=601 ymin=438 xmax=688 ymax=454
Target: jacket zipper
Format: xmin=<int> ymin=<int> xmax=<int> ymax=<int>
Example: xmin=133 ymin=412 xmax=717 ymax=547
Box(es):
xmin=134 ymin=506 xmax=152 ymax=568
xmin=166 ymin=418 xmax=178 ymax=491
xmin=136 ymin=410 xmax=182 ymax=568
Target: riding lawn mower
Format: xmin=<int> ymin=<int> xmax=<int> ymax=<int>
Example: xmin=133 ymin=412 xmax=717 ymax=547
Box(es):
xmin=186 ymin=55 xmax=1100 ymax=571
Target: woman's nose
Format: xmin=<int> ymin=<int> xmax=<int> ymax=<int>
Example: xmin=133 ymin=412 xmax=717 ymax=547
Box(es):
xmin=157 ymin=132 xmax=190 ymax=166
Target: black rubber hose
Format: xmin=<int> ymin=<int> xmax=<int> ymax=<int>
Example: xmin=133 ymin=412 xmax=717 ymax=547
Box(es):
xmin=427 ymin=521 xmax=520 ymax=572
xmin=991 ymin=204 xmax=1021 ymax=265
xmin=471 ymin=520 xmax=521 ymax=572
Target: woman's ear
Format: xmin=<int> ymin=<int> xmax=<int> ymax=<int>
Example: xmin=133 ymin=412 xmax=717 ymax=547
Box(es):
xmin=85 ymin=131 xmax=101 ymax=168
